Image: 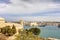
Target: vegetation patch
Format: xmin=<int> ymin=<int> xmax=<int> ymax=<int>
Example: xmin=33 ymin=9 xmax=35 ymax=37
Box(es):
xmin=15 ymin=29 xmax=43 ymax=40
xmin=0 ymin=25 xmax=16 ymax=36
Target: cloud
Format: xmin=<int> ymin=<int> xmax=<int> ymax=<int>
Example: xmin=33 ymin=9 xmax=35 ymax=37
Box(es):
xmin=21 ymin=0 xmax=60 ymax=3
xmin=5 ymin=16 xmax=60 ymax=22
xmin=0 ymin=0 xmax=60 ymax=14
xmin=0 ymin=0 xmax=60 ymax=21
xmin=0 ymin=0 xmax=10 ymax=4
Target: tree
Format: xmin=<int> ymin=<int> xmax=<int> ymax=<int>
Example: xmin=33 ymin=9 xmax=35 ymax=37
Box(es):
xmin=29 ymin=28 xmax=41 ymax=35
xmin=12 ymin=25 xmax=16 ymax=34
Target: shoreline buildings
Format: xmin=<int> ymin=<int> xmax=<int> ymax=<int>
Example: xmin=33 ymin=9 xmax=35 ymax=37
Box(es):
xmin=0 ymin=17 xmax=60 ymax=28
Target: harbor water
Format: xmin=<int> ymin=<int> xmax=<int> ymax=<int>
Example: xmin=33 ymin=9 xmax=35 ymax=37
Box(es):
xmin=24 ymin=26 xmax=60 ymax=39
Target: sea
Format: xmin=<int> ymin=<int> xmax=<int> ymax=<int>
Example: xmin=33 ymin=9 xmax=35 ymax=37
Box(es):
xmin=24 ymin=26 xmax=60 ymax=39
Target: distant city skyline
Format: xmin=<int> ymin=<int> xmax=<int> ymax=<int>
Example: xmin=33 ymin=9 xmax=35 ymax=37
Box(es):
xmin=0 ymin=0 xmax=60 ymax=21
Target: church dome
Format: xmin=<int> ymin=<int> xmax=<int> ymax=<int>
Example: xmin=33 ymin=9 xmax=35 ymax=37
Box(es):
xmin=0 ymin=17 xmax=5 ymax=21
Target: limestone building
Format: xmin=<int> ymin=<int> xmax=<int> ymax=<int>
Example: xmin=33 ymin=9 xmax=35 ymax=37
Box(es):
xmin=0 ymin=17 xmax=23 ymax=33
xmin=0 ymin=17 xmax=5 ymax=23
xmin=30 ymin=22 xmax=38 ymax=27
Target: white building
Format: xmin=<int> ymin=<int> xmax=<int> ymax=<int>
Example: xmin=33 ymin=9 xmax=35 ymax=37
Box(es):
xmin=30 ymin=22 xmax=38 ymax=27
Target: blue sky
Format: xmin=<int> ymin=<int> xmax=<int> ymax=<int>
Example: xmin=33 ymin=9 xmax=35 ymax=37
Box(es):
xmin=0 ymin=0 xmax=60 ymax=21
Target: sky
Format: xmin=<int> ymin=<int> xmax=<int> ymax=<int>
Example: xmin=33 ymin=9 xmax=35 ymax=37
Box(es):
xmin=0 ymin=0 xmax=60 ymax=22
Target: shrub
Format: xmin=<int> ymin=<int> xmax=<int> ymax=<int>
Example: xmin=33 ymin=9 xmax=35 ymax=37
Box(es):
xmin=1 ymin=26 xmax=11 ymax=34
xmin=15 ymin=29 xmax=41 ymax=40
xmin=1 ymin=25 xmax=16 ymax=36
xmin=29 ymin=28 xmax=41 ymax=35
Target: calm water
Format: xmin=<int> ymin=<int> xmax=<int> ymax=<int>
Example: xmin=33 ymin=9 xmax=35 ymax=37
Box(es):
xmin=24 ymin=26 xmax=60 ymax=39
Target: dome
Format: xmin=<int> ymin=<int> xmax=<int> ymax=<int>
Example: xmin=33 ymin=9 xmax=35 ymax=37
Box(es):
xmin=0 ymin=17 xmax=5 ymax=21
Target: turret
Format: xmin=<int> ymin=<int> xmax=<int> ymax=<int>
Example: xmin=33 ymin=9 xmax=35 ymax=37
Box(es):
xmin=20 ymin=19 xmax=24 ymax=26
